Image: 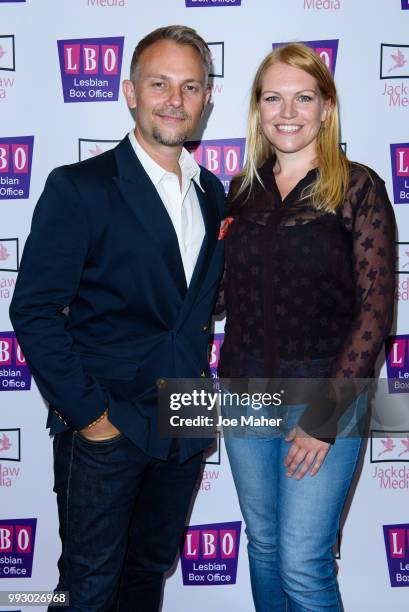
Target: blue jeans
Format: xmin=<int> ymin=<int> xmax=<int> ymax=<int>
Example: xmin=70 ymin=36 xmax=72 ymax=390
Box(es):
xmin=224 ymin=395 xmax=365 ymax=612
xmin=50 ymin=431 xmax=203 ymax=612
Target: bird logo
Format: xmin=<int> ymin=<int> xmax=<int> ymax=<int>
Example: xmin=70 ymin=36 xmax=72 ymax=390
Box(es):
xmin=377 ymin=437 xmax=396 ymax=456
xmin=388 ymin=49 xmax=408 ymax=73
xmin=0 ymin=433 xmax=12 ymax=453
xmin=0 ymin=46 xmax=6 ymax=60
xmin=399 ymin=437 xmax=409 ymax=457
xmin=0 ymin=243 xmax=10 ymax=261
xmin=89 ymin=144 xmax=103 ymax=157
xmin=403 ymin=251 xmax=409 ymax=269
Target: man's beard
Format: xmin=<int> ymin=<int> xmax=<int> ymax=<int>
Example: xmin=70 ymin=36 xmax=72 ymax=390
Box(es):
xmin=152 ymin=109 xmax=192 ymax=146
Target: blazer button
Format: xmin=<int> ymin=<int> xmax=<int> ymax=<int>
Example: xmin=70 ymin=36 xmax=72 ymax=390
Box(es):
xmin=201 ymin=324 xmax=210 ymax=331
xmin=156 ymin=378 xmax=166 ymax=389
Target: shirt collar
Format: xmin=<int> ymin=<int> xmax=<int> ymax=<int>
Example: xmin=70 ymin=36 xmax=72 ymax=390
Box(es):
xmin=128 ymin=130 xmax=204 ymax=192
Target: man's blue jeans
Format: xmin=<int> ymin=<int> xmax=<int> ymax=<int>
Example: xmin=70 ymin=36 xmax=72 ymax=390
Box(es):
xmin=50 ymin=431 xmax=202 ymax=612
xmin=224 ymin=395 xmax=365 ymax=612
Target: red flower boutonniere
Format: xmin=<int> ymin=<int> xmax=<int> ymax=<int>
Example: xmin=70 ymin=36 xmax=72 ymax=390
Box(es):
xmin=218 ymin=217 xmax=234 ymax=240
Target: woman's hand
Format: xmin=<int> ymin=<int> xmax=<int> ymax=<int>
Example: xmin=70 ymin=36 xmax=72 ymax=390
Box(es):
xmin=284 ymin=426 xmax=330 ymax=479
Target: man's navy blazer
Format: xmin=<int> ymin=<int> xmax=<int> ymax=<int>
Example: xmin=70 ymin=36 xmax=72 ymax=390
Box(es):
xmin=9 ymin=136 xmax=225 ymax=462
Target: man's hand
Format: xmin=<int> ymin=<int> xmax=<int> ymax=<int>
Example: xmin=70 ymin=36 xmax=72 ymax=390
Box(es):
xmin=79 ymin=413 xmax=121 ymax=441
xmin=284 ymin=425 xmax=330 ymax=480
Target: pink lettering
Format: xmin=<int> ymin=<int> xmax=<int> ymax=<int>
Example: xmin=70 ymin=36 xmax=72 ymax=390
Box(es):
xmin=389 ymin=339 xmax=407 ymax=367
xmin=397 ymin=148 xmax=409 ymax=176
xmin=11 ymin=144 xmax=28 ymax=173
xmin=205 ymin=147 xmax=222 ymax=174
xmin=315 ymin=47 xmax=333 ymax=70
xmin=220 ymin=530 xmax=236 ymax=558
xmin=16 ymin=526 xmax=31 ymax=553
xmin=83 ymin=45 xmax=99 ymax=74
xmin=0 ymin=338 xmax=12 ymax=365
xmin=202 ymin=530 xmax=217 ymax=558
xmin=101 ymin=45 xmax=119 ymax=75
xmin=389 ymin=529 xmax=405 ymax=558
xmin=64 ymin=44 xmax=80 ymax=74
xmin=0 ymin=144 xmax=10 ymax=173
xmin=14 ymin=339 xmax=26 ymax=365
xmin=184 ymin=530 xmax=199 ymax=559
xmin=0 ymin=526 xmax=13 ymax=552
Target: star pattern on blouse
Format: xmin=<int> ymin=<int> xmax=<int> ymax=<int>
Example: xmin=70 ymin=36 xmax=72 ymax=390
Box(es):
xmin=218 ymin=162 xmax=395 ymax=387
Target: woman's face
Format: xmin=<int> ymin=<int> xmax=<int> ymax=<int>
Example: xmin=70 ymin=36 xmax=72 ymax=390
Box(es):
xmin=258 ymin=61 xmax=330 ymax=160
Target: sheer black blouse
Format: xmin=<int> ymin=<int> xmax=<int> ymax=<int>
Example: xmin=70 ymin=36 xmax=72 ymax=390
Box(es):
xmin=216 ymin=157 xmax=396 ymax=438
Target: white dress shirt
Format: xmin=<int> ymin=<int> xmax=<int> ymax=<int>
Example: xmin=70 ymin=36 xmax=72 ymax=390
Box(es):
xmin=128 ymin=131 xmax=205 ymax=287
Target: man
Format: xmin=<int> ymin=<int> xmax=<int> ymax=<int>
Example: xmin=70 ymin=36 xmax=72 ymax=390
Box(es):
xmin=10 ymin=25 xmax=225 ymax=612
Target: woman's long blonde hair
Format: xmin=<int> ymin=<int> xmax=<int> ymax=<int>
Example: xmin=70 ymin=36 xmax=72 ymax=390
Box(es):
xmin=237 ymin=43 xmax=350 ymax=212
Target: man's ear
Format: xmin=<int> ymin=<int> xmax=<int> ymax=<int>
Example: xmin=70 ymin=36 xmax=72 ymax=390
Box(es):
xmin=122 ymin=79 xmax=137 ymax=109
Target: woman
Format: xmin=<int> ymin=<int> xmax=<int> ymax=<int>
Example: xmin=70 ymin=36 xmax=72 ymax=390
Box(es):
xmin=216 ymin=43 xmax=395 ymax=611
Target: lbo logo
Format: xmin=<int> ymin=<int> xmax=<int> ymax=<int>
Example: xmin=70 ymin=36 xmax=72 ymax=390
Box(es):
xmin=209 ymin=333 xmax=224 ymax=376
xmin=0 ymin=136 xmax=34 ymax=200
xmin=390 ymin=144 xmax=409 ymax=204
xmin=385 ymin=335 xmax=409 ymax=393
xmin=0 ymin=518 xmax=37 ymax=578
xmin=0 ymin=332 xmax=31 ymax=391
xmin=272 ymin=39 xmax=339 ymax=75
xmin=180 ymin=521 xmax=241 ymax=585
xmin=186 ymin=138 xmax=245 ymax=194
xmin=57 ymin=37 xmax=124 ymax=103
xmin=383 ymin=524 xmax=409 ymax=587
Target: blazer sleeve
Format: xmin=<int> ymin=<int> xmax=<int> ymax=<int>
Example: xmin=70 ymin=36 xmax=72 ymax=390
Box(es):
xmin=9 ymin=167 xmax=108 ymax=430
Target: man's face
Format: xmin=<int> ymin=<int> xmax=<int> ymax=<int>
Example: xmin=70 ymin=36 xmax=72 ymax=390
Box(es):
xmin=123 ymin=40 xmax=210 ymax=150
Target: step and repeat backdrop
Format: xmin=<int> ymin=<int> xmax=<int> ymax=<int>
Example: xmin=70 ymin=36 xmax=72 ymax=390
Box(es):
xmin=1 ymin=0 xmax=409 ymax=610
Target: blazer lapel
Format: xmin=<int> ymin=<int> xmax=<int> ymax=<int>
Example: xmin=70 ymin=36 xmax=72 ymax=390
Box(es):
xmin=113 ymin=137 xmax=187 ymax=297
xmin=175 ymin=174 xmax=220 ymax=328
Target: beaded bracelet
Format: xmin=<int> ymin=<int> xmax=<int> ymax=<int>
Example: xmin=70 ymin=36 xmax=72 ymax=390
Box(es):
xmin=87 ymin=409 xmax=108 ymax=428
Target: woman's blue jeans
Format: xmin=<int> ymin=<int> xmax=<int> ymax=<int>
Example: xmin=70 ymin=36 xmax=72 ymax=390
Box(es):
xmin=224 ymin=393 xmax=366 ymax=612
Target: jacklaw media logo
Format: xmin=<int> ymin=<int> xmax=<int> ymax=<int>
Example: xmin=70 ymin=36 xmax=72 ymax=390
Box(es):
xmin=208 ymin=42 xmax=224 ymax=78
xmin=180 ymin=521 xmax=241 ymax=585
xmin=0 ymin=34 xmax=15 ymax=71
xmin=380 ymin=44 xmax=409 ymax=108
xmin=0 ymin=428 xmax=21 ymax=488
xmin=78 ymin=138 xmax=120 ymax=162
xmin=384 ymin=524 xmax=409 ymax=586
xmin=0 ymin=136 xmax=34 ymax=200
xmin=57 ymin=37 xmax=124 ymax=103
xmin=0 ymin=238 xmax=18 ymax=301
xmin=186 ymin=138 xmax=245 ymax=194
xmin=0 ymin=332 xmax=31 ymax=391
xmin=0 ymin=35 xmax=16 ymax=101
xmin=273 ymin=39 xmax=339 ymax=75
xmin=371 ymin=430 xmax=409 ymax=490
xmin=0 ymin=519 xmax=37 ymax=578
xmin=0 ymin=238 xmax=19 ymax=272
xmin=396 ymin=242 xmax=409 ymax=302
xmin=371 ymin=431 xmax=409 ymax=463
